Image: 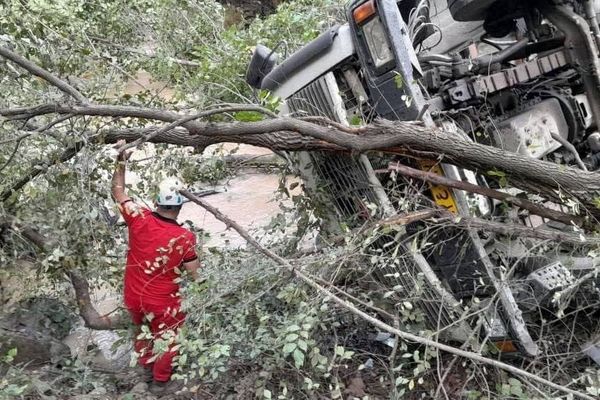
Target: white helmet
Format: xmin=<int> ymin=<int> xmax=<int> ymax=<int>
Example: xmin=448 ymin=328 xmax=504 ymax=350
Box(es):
xmin=156 ymin=177 xmax=184 ymax=206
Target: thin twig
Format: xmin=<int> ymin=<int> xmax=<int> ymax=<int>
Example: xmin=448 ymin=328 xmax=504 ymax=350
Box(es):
xmin=551 ymin=132 xmax=587 ymax=171
xmin=0 ymin=114 xmax=74 ymax=145
xmin=89 ymin=35 xmax=201 ymax=67
xmin=310 ymin=275 xmax=396 ymax=320
xmin=0 ymin=137 xmax=25 ymax=173
xmin=0 ymin=46 xmax=88 ymax=103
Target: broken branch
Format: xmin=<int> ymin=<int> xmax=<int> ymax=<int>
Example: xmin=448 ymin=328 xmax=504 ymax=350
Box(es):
xmin=379 ymin=209 xmax=598 ymax=246
xmin=68 ymin=270 xmax=128 ymax=330
xmin=0 ymin=213 xmax=127 ymax=330
xmin=385 ymin=161 xmax=584 ymax=226
xmin=0 ymin=46 xmax=88 ymax=104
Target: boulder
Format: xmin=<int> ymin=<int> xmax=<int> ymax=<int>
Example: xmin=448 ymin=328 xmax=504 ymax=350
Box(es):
xmin=0 ymin=327 xmax=70 ymax=365
xmin=3 ymin=296 xmax=77 ymax=340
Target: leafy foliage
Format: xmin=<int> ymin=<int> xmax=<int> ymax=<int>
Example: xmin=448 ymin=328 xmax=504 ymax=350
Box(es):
xmin=1 ymin=1 xmax=600 ymax=399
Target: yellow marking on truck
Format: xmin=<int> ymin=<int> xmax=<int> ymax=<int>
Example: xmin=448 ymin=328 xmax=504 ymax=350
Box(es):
xmin=418 ymin=160 xmax=459 ymax=214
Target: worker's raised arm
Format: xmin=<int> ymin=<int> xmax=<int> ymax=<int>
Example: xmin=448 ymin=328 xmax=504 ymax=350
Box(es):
xmin=111 ymin=140 xmax=133 ymax=204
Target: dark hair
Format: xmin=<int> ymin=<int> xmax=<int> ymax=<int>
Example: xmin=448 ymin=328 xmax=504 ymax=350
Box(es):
xmin=157 ymin=204 xmax=182 ymax=212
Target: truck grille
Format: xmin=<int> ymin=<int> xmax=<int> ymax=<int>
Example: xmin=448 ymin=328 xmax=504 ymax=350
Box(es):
xmin=286 ymin=72 xmax=462 ymax=338
xmin=287 ymin=73 xmax=379 ymax=221
xmin=287 ymin=76 xmax=339 ymax=121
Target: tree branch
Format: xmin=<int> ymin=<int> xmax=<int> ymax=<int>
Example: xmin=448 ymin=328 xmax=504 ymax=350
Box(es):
xmin=447 ymin=216 xmax=599 ymax=246
xmin=2 ymin=102 xmax=598 ymax=210
xmin=0 ymin=214 xmax=126 ymax=330
xmin=2 ymin=101 xmax=600 ymax=216
xmin=0 ymin=140 xmax=85 ymax=202
xmin=179 ymin=190 xmax=593 ymax=400
xmin=116 ymin=104 xmax=278 ymax=152
xmin=89 ymin=35 xmax=201 ymax=67
xmin=0 ymin=215 xmax=50 ymax=249
xmin=102 ymin=126 xmax=343 ymax=151
xmin=67 ymin=270 xmax=128 ymax=330
xmin=384 ymin=161 xmax=585 ymax=226
xmin=0 ymin=47 xmax=88 ymax=104
xmin=381 ymin=211 xmax=600 ymax=246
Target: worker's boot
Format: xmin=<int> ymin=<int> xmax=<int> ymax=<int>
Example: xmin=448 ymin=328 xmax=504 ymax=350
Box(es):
xmin=148 ymin=379 xmax=184 ymax=396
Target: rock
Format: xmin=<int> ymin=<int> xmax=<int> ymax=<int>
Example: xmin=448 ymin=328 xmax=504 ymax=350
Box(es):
xmin=0 ymin=327 xmax=70 ymax=365
xmin=131 ymin=382 xmax=148 ymax=393
xmin=1 ymin=296 xmax=77 ymax=340
xmin=63 ymin=327 xmax=131 ymax=370
xmin=89 ymin=386 xmax=108 ymax=395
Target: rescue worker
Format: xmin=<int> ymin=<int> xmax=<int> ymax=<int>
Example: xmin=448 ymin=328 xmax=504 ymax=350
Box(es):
xmin=111 ymin=140 xmax=200 ymax=394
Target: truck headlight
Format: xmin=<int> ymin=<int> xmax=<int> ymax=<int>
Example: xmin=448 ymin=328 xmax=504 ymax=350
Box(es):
xmin=363 ymin=16 xmax=394 ymax=69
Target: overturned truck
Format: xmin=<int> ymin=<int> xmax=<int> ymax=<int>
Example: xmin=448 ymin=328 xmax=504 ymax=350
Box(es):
xmin=246 ymin=0 xmax=600 ymax=359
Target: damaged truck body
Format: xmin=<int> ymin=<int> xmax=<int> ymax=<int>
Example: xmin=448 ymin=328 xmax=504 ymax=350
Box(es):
xmin=246 ymin=0 xmax=600 ymax=359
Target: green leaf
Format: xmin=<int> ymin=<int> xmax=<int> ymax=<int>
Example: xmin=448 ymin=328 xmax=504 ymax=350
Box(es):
xmin=297 ymin=339 xmax=308 ymax=351
xmin=292 ymin=348 xmax=305 ymax=368
xmin=179 ymin=353 xmax=187 ymax=366
xmin=393 ymin=72 xmax=404 ymax=88
xmin=487 ymin=170 xmax=505 ymax=177
xmin=263 ymin=389 xmax=272 ymax=399
xmin=233 ymin=111 xmax=264 ymax=122
xmin=349 ymin=115 xmax=362 ymax=126
xmin=509 ymin=378 xmax=523 ymax=396
xmin=395 ymin=376 xmax=408 ymax=386
xmin=285 ymin=333 xmax=299 ymax=342
xmin=283 ymin=342 xmax=297 ymax=354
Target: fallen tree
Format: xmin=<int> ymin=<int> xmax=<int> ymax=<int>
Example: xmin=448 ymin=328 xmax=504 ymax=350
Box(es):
xmin=2 ymin=44 xmax=599 ymax=318
xmin=1 ymin=41 xmax=599 ymax=218
xmin=2 ymin=43 xmax=600 ymax=398
xmin=3 ymin=100 xmax=600 ymax=216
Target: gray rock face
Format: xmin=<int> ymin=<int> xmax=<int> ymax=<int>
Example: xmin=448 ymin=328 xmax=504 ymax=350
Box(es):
xmin=2 ymin=296 xmax=77 ymax=340
xmin=0 ymin=327 xmax=70 ymax=365
xmin=0 ymin=296 xmax=76 ymax=366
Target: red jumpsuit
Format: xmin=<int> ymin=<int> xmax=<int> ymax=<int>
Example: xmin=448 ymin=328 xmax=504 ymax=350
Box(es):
xmin=119 ymin=200 xmax=197 ymax=382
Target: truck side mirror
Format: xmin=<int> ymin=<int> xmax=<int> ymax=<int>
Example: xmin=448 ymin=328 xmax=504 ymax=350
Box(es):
xmin=245 ymin=45 xmax=278 ymax=89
